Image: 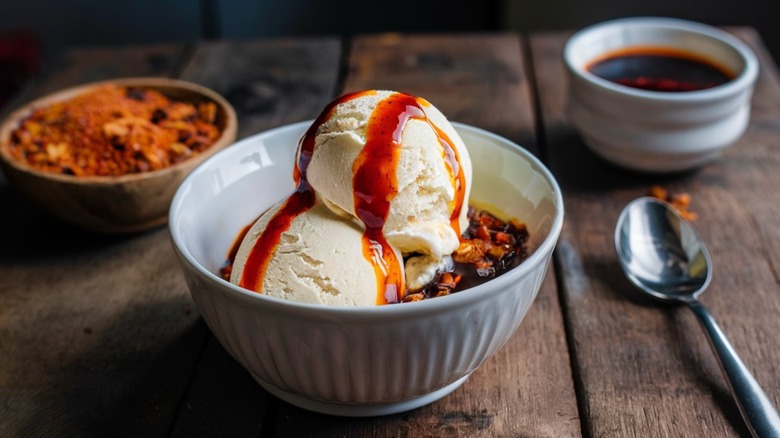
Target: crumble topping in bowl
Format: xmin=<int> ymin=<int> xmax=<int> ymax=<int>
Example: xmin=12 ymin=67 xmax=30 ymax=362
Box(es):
xmin=6 ymin=84 xmax=221 ymax=176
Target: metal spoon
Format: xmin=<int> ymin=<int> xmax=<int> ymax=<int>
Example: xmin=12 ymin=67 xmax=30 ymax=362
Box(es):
xmin=615 ymin=196 xmax=780 ymax=438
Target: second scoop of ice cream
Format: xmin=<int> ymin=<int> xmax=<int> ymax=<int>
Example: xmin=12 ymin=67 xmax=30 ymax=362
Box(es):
xmin=231 ymin=201 xmax=385 ymax=306
xmin=307 ymin=90 xmax=472 ymax=261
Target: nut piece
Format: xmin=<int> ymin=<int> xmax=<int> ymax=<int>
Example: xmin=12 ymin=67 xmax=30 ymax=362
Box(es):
xmin=649 ymin=185 xmax=698 ymax=221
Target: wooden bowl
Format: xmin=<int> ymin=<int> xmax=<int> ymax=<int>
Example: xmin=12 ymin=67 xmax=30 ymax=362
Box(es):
xmin=0 ymin=77 xmax=237 ymax=233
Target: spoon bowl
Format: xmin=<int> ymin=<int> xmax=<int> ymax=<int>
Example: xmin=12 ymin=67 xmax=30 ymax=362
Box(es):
xmin=615 ymin=197 xmax=712 ymax=302
xmin=615 ymin=197 xmax=780 ymax=438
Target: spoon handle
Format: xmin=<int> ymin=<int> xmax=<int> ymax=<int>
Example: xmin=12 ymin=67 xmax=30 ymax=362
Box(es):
xmin=687 ymin=299 xmax=780 ymax=438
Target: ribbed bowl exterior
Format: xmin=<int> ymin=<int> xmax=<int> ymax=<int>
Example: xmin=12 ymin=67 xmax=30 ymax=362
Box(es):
xmin=178 ymin=245 xmax=551 ymax=404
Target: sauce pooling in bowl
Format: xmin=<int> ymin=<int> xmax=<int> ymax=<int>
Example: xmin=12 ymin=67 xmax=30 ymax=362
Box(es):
xmin=587 ymin=47 xmax=734 ymax=92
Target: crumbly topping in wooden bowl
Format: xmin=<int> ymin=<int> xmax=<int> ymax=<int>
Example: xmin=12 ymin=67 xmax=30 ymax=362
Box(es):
xmin=5 ymin=84 xmax=221 ymax=177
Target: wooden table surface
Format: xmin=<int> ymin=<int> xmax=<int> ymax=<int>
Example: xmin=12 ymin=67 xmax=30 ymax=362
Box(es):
xmin=2 ymin=29 xmax=779 ymax=437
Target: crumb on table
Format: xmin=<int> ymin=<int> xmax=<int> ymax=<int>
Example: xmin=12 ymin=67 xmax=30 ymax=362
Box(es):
xmin=649 ymin=185 xmax=698 ymax=221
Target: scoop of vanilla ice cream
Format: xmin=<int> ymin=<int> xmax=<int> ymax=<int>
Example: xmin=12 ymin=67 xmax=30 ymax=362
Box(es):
xmin=231 ymin=201 xmax=389 ymax=306
xmin=231 ymin=90 xmax=472 ymax=304
xmin=306 ymin=90 xmax=472 ymax=263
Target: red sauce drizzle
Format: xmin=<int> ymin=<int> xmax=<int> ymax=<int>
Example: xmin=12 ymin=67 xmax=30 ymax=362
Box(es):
xmin=354 ymin=93 xmax=467 ymax=304
xmin=239 ymin=187 xmax=315 ymax=291
xmin=238 ymin=90 xmax=467 ymax=306
xmin=239 ymin=91 xmax=375 ymax=292
xmin=432 ymin=123 xmax=465 ymax=233
xmin=352 ymin=95 xmax=412 ymax=304
xmin=227 ymin=222 xmax=253 ymax=264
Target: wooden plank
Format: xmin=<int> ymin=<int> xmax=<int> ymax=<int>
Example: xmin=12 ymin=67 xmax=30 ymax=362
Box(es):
xmin=342 ymin=33 xmax=536 ymax=148
xmin=0 ymin=43 xmax=212 ymax=438
xmin=3 ymin=44 xmax=186 ymax=113
xmin=530 ymin=27 xmax=780 ymax=437
xmin=167 ymin=37 xmax=343 ymax=437
xmin=268 ymin=33 xmax=582 ymax=437
xmin=177 ymin=38 xmax=344 ymax=140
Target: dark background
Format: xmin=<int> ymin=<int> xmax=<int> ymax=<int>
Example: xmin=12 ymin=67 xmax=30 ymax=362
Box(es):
xmin=1 ymin=0 xmax=779 ymax=108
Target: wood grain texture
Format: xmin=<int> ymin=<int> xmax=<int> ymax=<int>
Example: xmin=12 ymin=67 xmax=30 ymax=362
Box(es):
xmin=267 ymin=33 xmax=582 ymax=438
xmin=6 ymin=44 xmax=186 ymax=109
xmin=342 ymin=33 xmax=536 ymax=148
xmin=178 ymin=38 xmax=343 ymax=140
xmin=530 ymin=27 xmax=780 ymax=437
xmin=0 ymin=43 xmax=213 ymax=438
xmin=167 ymin=37 xmax=343 ymax=436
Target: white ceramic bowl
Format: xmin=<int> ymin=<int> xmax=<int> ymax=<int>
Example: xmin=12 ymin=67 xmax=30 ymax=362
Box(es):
xmin=564 ymin=17 xmax=758 ymax=172
xmin=169 ymin=121 xmax=563 ymax=416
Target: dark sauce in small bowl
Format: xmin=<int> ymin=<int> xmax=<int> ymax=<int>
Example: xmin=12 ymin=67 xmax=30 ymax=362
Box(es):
xmin=587 ymin=47 xmax=735 ymax=92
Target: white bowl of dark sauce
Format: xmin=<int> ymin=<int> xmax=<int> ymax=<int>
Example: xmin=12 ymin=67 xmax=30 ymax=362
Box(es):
xmin=563 ymin=17 xmax=758 ymax=172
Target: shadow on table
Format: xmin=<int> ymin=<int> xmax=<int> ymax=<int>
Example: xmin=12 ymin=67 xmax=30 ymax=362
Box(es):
xmin=7 ymin=298 xmax=208 ymax=438
xmin=168 ymin=334 xmax=462 ymax=436
xmin=0 ymin=184 xmax=152 ymax=262
xmin=543 ymin=128 xmax=704 ymax=193
xmin=664 ymin=310 xmax=753 ymax=437
xmin=591 ymin=252 xmax=753 ymax=437
xmin=167 ymin=335 xmax=273 ymax=437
